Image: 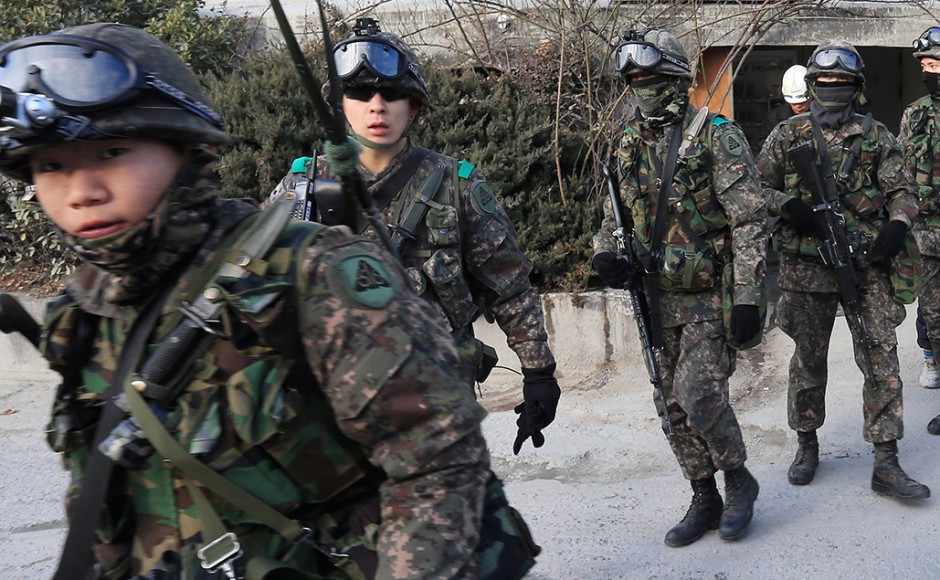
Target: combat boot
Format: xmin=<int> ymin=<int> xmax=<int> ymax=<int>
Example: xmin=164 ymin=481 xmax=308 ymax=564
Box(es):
xmin=664 ymin=476 xmax=723 ymax=547
xmin=929 ymin=414 xmax=940 ymax=435
xmin=871 ymin=440 xmax=930 ymax=500
xmin=719 ymin=465 xmax=759 ymax=541
xmin=787 ymin=430 xmax=819 ymax=486
xmin=919 ymin=354 xmax=940 ymax=389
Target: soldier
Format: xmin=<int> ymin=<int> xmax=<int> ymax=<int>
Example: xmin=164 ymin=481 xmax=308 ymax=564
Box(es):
xmin=0 ymin=23 xmax=537 ymax=579
xmin=900 ymin=27 xmax=940 ymax=434
xmin=272 ymin=18 xmax=560 ymax=455
xmin=758 ymin=41 xmax=931 ymax=499
xmin=592 ymin=28 xmax=767 ymax=547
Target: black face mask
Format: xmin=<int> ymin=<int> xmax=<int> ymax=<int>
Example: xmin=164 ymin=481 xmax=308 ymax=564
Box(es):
xmin=923 ymin=71 xmax=940 ymax=97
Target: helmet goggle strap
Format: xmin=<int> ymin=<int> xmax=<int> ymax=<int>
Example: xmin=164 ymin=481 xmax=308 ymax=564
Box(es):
xmin=0 ymin=34 xmax=223 ymax=128
xmin=616 ymin=41 xmax=691 ymax=75
xmin=334 ymin=38 xmax=408 ymax=81
xmin=809 ymin=48 xmax=863 ymax=74
xmin=914 ymin=27 xmax=940 ymax=51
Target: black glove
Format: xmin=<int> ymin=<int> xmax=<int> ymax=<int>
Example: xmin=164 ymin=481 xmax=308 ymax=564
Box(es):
xmin=592 ymin=252 xmax=635 ymax=289
xmin=872 ymin=219 xmax=908 ymax=259
xmin=783 ymin=198 xmax=818 ymax=237
xmin=729 ymin=304 xmax=762 ymax=346
xmin=513 ymin=364 xmax=561 ymax=455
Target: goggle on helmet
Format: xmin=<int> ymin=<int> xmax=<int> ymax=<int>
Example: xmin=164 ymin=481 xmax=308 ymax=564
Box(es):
xmin=615 ymin=41 xmax=691 ymax=76
xmin=913 ymin=27 xmax=940 ymax=59
xmin=332 ymin=19 xmax=429 ymax=105
xmin=0 ymin=32 xmax=225 ymax=156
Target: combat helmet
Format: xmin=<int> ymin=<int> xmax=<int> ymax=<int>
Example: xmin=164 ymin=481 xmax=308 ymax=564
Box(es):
xmin=913 ymin=26 xmax=940 ymax=60
xmin=614 ymin=28 xmax=693 ymax=81
xmin=333 ymin=17 xmax=430 ymax=106
xmin=0 ymin=22 xmax=228 ymax=181
xmin=805 ymin=40 xmax=865 ymax=85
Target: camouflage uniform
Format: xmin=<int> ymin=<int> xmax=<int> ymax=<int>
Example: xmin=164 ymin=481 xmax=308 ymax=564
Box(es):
xmin=594 ymin=28 xmax=766 ymax=546
xmin=759 ymin=103 xmax=915 ymax=443
xmin=0 ymin=23 xmax=532 ymax=580
xmin=758 ymin=39 xmax=929 ymax=501
xmin=44 ymin=190 xmax=491 ymax=579
xmin=594 ymin=106 xmax=768 ymax=480
xmin=274 ymin=145 xmax=554 ymax=384
xmin=273 ymin=18 xmax=559 ymax=456
xmin=899 ymin=47 xmax=940 ymax=433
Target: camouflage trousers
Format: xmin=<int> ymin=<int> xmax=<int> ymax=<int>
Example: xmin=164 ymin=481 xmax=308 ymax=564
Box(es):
xmin=777 ymin=265 xmax=906 ymax=443
xmin=917 ymin=255 xmax=940 ymax=357
xmin=656 ymin=318 xmax=747 ymax=481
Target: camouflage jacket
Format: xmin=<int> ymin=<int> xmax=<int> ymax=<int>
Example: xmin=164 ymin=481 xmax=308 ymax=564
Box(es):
xmin=593 ymin=106 xmax=768 ymax=328
xmin=273 ymin=142 xmax=555 ymax=376
xmin=900 ymin=95 xmax=940 ymax=256
xmin=42 ymin=198 xmax=490 ymax=579
xmin=759 ymin=112 xmax=918 ymax=291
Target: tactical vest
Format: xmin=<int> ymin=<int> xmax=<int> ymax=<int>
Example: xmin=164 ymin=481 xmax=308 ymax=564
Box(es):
xmin=903 ymin=96 xmax=940 ymax=228
xmin=619 ymin=113 xmax=731 ymax=292
xmin=776 ymin=112 xmax=885 ymax=258
xmin=43 ymin=218 xmax=384 ymax=578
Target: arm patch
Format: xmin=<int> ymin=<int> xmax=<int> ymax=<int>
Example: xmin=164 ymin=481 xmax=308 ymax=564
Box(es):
xmin=470 ymin=182 xmax=497 ymax=215
xmin=334 ymin=254 xmax=398 ymax=308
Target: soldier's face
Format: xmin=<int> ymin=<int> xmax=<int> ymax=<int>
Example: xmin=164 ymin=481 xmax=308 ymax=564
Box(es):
xmin=30 ymin=138 xmax=183 ymax=239
xmin=921 ymin=57 xmax=940 ymax=73
xmin=343 ymin=89 xmax=420 ymax=149
xmin=790 ymin=100 xmax=811 ymax=114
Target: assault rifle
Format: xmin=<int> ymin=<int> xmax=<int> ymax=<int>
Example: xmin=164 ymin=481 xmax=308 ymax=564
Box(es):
xmin=788 ymin=141 xmax=878 ymax=380
xmin=602 ymin=164 xmax=674 ymax=436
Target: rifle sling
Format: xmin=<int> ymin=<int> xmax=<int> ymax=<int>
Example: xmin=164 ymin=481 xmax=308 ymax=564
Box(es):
xmin=645 ymin=122 xmax=687 ymax=348
xmin=371 ymin=146 xmax=430 ymax=213
xmin=53 ymin=289 xmax=170 ymax=580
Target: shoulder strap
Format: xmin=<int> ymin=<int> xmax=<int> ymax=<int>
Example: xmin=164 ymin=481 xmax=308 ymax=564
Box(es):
xmin=372 ymin=146 xmax=431 ymax=211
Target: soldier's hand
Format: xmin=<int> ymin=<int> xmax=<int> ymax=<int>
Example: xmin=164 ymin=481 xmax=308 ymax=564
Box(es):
xmin=729 ymin=304 xmax=762 ymax=346
xmin=592 ymin=252 xmax=635 ymax=289
xmin=782 ymin=198 xmax=818 ymax=237
xmin=872 ymin=219 xmax=908 ymax=259
xmin=513 ymin=364 xmax=561 ymax=455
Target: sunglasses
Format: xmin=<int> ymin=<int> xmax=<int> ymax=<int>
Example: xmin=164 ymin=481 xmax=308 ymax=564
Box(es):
xmin=343 ymin=85 xmax=410 ymax=102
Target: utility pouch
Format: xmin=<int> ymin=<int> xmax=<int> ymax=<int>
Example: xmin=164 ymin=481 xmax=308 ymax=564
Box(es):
xmin=476 ymin=474 xmax=540 ymax=580
xmin=659 ymin=244 xmax=721 ymax=291
xmin=422 ymin=247 xmax=478 ymax=331
xmin=888 ymin=229 xmax=923 ymax=304
xmin=721 ymin=262 xmax=767 ymax=350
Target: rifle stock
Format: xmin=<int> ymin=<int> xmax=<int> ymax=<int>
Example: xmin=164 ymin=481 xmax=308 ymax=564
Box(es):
xmin=602 ymin=164 xmax=674 ymax=436
xmin=788 ymin=142 xmax=879 ymax=378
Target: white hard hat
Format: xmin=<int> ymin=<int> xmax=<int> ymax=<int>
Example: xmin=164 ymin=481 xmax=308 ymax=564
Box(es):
xmin=781 ymin=64 xmax=809 ymax=103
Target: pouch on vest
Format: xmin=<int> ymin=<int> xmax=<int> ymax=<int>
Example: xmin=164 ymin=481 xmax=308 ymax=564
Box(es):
xmin=889 ymin=230 xmax=922 ymax=304
xmin=476 ymin=474 xmax=540 ymax=580
xmin=422 ymin=247 xmax=478 ymax=331
xmin=721 ymin=262 xmax=767 ymax=350
xmin=658 ymin=243 xmax=721 ymax=292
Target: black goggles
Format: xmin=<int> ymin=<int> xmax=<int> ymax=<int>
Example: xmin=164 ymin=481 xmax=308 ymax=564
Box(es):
xmin=615 ymin=41 xmax=691 ymax=74
xmin=914 ymin=27 xmax=940 ymax=51
xmin=0 ymin=34 xmax=222 ymax=127
xmin=808 ymin=48 xmax=863 ymax=74
xmin=344 ymin=85 xmax=410 ymax=102
xmin=334 ymin=38 xmax=407 ymax=81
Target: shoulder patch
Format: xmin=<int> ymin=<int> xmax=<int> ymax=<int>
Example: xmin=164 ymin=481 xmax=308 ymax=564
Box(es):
xmin=720 ymin=131 xmax=745 ymax=156
xmin=457 ymin=160 xmax=475 ymax=179
xmin=337 ymin=254 xmax=396 ymax=308
xmin=469 ymin=181 xmax=497 ymax=214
